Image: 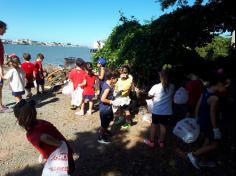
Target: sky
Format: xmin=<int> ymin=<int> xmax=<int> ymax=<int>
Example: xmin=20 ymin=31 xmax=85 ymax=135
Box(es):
xmin=1 ymin=0 xmax=175 ymax=47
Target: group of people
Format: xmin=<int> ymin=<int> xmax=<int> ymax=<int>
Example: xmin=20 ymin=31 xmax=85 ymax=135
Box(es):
xmin=0 ymin=19 xmax=232 ymax=175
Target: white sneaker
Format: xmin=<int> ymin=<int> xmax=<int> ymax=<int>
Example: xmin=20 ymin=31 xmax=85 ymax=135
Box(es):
xmin=87 ymin=110 xmax=92 ymax=115
xmin=187 ymin=152 xmax=200 ymax=169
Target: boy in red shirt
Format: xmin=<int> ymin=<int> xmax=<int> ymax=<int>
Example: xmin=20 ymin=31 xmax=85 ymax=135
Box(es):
xmin=13 ymin=99 xmax=75 ymax=174
xmin=79 ymin=62 xmax=96 ymax=115
xmin=34 ymin=53 xmax=45 ymax=94
xmin=21 ymin=53 xmax=35 ymax=97
xmin=68 ymin=58 xmax=86 ymax=111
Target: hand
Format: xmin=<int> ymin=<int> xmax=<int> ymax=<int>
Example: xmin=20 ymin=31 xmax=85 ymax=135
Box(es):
xmin=213 ymin=128 xmax=222 ymax=139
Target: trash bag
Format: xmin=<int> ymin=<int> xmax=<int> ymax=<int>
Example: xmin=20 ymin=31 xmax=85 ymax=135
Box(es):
xmin=174 ymin=87 xmax=189 ymax=105
xmin=173 ymin=118 xmax=200 ymax=143
xmin=71 ymin=87 xmax=83 ymax=106
xmin=146 ymin=99 xmax=153 ymax=113
xmin=42 ymin=141 xmax=69 ymax=176
xmin=62 ymin=82 xmax=74 ymax=96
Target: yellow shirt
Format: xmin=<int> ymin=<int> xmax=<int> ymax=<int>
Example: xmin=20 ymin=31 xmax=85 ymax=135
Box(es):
xmin=115 ymin=75 xmax=133 ymax=97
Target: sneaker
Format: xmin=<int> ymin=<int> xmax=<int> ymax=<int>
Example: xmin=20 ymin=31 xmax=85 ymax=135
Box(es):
xmin=114 ymin=116 xmax=125 ymax=125
xmin=97 ymin=135 xmax=111 ymax=144
xmin=121 ymin=122 xmax=131 ymax=129
xmin=75 ymin=111 xmax=84 ymax=116
xmin=70 ymin=105 xmax=77 ymax=110
xmin=187 ymin=152 xmax=200 ymax=169
xmin=144 ymin=139 xmax=155 ymax=148
xmin=199 ymin=160 xmax=216 ymax=168
xmin=158 ymin=140 xmax=165 ymax=148
xmin=0 ymin=106 xmax=13 ymax=113
xmin=104 ymin=129 xmax=112 ymax=137
xmin=87 ymin=110 xmax=92 ymax=115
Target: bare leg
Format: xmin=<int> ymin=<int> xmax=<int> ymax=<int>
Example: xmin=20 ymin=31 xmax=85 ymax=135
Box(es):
xmin=80 ymin=100 xmax=85 ymax=114
xmin=150 ymin=124 xmax=158 ymax=142
xmin=193 ymin=141 xmax=218 ymax=157
xmin=88 ymin=100 xmax=93 ymax=112
xmin=36 ymin=84 xmax=40 ymax=94
xmin=159 ymin=124 xmax=167 ymax=142
xmin=15 ymin=96 xmax=22 ymax=103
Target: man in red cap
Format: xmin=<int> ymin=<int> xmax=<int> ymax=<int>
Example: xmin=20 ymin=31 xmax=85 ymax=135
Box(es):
xmin=0 ymin=20 xmax=8 ymax=113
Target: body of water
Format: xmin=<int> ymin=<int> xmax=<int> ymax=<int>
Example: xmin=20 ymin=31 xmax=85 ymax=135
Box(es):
xmin=4 ymin=44 xmax=92 ymax=66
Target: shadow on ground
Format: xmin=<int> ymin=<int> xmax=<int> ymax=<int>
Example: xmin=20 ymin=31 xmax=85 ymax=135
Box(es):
xmin=5 ymin=115 xmax=236 ymax=176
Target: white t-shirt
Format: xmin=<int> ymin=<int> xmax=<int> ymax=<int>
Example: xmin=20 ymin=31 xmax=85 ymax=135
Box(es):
xmin=148 ymin=83 xmax=175 ymax=115
xmin=5 ymin=68 xmax=26 ymax=92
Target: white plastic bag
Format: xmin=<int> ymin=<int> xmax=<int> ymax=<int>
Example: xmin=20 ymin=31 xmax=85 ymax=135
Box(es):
xmin=42 ymin=141 xmax=69 ymax=176
xmin=71 ymin=87 xmax=83 ymax=106
xmin=173 ymin=118 xmax=200 ymax=143
xmin=146 ymin=99 xmax=153 ymax=113
xmin=62 ymin=82 xmax=74 ymax=96
xmin=174 ymin=87 xmax=189 ymax=105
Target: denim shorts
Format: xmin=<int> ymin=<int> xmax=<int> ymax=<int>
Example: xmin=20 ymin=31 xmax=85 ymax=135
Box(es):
xmin=12 ymin=91 xmax=25 ymax=96
xmin=83 ymin=95 xmax=95 ymax=101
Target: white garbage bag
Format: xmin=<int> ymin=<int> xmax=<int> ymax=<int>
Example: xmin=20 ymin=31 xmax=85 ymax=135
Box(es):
xmin=174 ymin=87 xmax=189 ymax=105
xmin=42 ymin=141 xmax=69 ymax=176
xmin=173 ymin=118 xmax=200 ymax=143
xmin=146 ymin=99 xmax=153 ymax=113
xmin=71 ymin=87 xmax=83 ymax=106
xmin=62 ymin=82 xmax=74 ymax=96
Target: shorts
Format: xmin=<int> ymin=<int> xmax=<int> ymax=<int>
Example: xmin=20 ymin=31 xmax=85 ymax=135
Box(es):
xmin=0 ymin=79 xmax=3 ymax=86
xmin=100 ymin=108 xmax=114 ymax=129
xmin=152 ymin=114 xmax=171 ymax=125
xmin=83 ymin=95 xmax=95 ymax=101
xmin=120 ymin=105 xmax=130 ymax=111
xmin=25 ymin=82 xmax=34 ymax=89
xmin=36 ymin=79 xmax=45 ymax=85
xmin=12 ymin=91 xmax=25 ymax=96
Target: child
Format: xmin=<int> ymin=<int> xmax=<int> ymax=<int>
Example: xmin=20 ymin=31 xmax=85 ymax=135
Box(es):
xmin=68 ymin=58 xmax=86 ymax=111
xmin=98 ymin=70 xmax=119 ymax=144
xmin=144 ymin=64 xmax=174 ymax=148
xmin=13 ymin=99 xmax=75 ymax=174
xmin=80 ymin=62 xmax=96 ymax=115
xmin=97 ymin=57 xmax=107 ymax=93
xmin=114 ymin=65 xmax=133 ymax=129
xmin=1 ymin=54 xmax=26 ymax=103
xmin=21 ymin=53 xmax=35 ymax=98
xmin=34 ymin=53 xmax=45 ymax=94
xmin=187 ymin=74 xmax=230 ymax=169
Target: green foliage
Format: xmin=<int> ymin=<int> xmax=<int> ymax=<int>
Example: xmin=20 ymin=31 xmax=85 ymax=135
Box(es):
xmin=196 ymin=36 xmax=231 ymax=60
xmin=93 ymin=1 xmax=235 ymax=87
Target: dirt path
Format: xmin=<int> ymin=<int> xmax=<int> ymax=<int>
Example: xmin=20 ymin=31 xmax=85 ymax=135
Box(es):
xmin=0 ymin=83 xmax=235 ymax=176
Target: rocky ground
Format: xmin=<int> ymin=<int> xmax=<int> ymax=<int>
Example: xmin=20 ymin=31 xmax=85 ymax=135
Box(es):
xmin=0 ymin=82 xmax=235 ymax=176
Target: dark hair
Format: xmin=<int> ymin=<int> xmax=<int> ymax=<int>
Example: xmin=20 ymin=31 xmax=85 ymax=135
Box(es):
xmin=76 ymin=58 xmax=85 ymax=68
xmin=159 ymin=69 xmax=171 ymax=92
xmin=14 ymin=100 xmax=37 ymax=131
xmin=86 ymin=62 xmax=94 ymax=75
xmin=120 ymin=65 xmax=130 ymax=74
xmin=36 ymin=53 xmax=44 ymax=60
xmin=0 ymin=21 xmax=7 ymax=28
xmin=23 ymin=53 xmax=31 ymax=61
xmin=106 ymin=69 xmax=120 ymax=80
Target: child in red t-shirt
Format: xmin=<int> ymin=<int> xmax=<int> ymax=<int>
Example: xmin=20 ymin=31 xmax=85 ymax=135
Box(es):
xmin=68 ymin=58 xmax=86 ymax=111
xmin=21 ymin=53 xmax=35 ymax=98
xmin=34 ymin=53 xmax=45 ymax=94
xmin=79 ymin=62 xmax=96 ymax=115
xmin=13 ymin=99 xmax=75 ymax=174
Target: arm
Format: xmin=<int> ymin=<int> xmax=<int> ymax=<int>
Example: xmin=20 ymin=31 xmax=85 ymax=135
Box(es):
xmin=0 ymin=65 xmax=3 ymax=80
xmin=209 ymin=96 xmax=219 ymax=128
xmin=78 ymin=79 xmax=86 ymax=87
xmin=98 ymin=67 xmax=105 ymax=80
xmin=101 ymin=88 xmax=112 ymax=105
xmin=40 ymin=133 xmax=62 ymax=147
xmin=194 ymin=94 xmax=203 ymax=117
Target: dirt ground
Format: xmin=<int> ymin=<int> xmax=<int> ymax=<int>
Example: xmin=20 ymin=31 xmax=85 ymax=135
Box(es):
xmin=0 ymin=82 xmax=235 ymax=176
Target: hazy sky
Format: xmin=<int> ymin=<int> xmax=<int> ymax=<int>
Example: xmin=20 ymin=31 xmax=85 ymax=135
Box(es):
xmin=1 ymin=0 xmax=177 ymax=46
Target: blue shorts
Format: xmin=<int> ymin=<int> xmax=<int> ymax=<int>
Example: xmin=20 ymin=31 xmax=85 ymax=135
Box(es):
xmin=12 ymin=91 xmax=25 ymax=96
xmin=83 ymin=95 xmax=95 ymax=101
xmin=36 ymin=79 xmax=45 ymax=85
